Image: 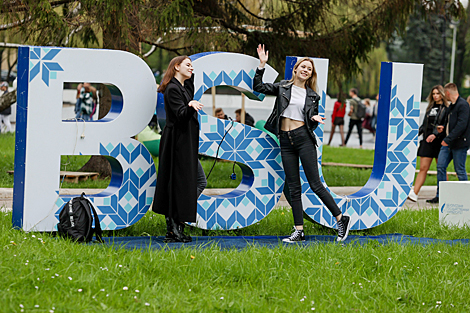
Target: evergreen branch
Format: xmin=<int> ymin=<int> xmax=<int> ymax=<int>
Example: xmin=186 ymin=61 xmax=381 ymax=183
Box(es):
xmin=0 ymin=15 xmax=31 ymax=30
xmin=235 ymin=0 xmax=272 ymax=22
xmin=140 ymin=39 xmax=192 ymax=55
xmin=1 ymin=0 xmax=77 ymax=13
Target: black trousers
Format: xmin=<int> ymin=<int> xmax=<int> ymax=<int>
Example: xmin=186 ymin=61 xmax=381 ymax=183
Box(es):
xmin=345 ymin=118 xmax=363 ymax=146
xmin=279 ymin=125 xmax=342 ymax=226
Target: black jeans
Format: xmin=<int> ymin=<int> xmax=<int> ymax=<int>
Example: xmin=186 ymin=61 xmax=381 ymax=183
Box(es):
xmin=279 ymin=125 xmax=342 ymax=226
xmin=345 ymin=118 xmax=363 ymax=146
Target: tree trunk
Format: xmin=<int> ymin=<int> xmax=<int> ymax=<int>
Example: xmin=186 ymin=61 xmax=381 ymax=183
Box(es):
xmin=78 ymin=84 xmax=112 ymax=177
xmin=78 ymin=4 xmax=141 ymax=178
xmin=0 ymin=89 xmax=16 ymax=112
xmin=454 ymin=4 xmax=470 ymax=87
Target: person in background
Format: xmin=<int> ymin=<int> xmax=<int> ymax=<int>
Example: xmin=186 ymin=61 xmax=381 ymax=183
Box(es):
xmin=0 ymin=82 xmax=12 ymax=133
xmin=427 ymin=83 xmax=470 ymax=204
xmin=214 ymin=108 xmax=228 ymax=120
xmin=235 ymin=108 xmax=255 ymax=126
xmin=408 ymin=85 xmax=448 ymax=202
xmin=152 ymin=55 xmax=207 ymax=242
xmin=362 ymin=98 xmax=376 ymax=136
xmin=327 ymin=92 xmax=346 ymax=146
xmin=254 ymin=44 xmax=350 ymax=242
xmin=344 ymin=88 xmax=363 ymax=148
xmin=370 ymin=94 xmax=379 ymax=132
xmin=75 ymin=82 xmax=97 ymax=121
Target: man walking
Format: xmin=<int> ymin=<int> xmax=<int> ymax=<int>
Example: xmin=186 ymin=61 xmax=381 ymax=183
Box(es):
xmin=344 ymin=88 xmax=363 ymax=148
xmin=427 ymin=83 xmax=470 ymax=204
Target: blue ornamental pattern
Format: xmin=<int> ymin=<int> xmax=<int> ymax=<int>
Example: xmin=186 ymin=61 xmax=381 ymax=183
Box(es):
xmin=302 ymin=83 xmax=420 ymax=230
xmin=54 ymin=139 xmax=156 ymax=230
xmin=191 ymin=52 xmax=284 ymax=230
xmin=194 ymin=69 xmax=265 ymax=101
xmin=29 ymin=47 xmax=64 ymax=86
xmin=196 ymin=112 xmax=284 ymax=229
xmin=192 ymin=53 xmax=421 ymax=231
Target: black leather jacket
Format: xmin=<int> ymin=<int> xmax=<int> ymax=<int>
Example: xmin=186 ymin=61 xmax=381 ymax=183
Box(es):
xmin=253 ymin=68 xmax=321 ymax=145
xmin=419 ymin=103 xmax=447 ymax=139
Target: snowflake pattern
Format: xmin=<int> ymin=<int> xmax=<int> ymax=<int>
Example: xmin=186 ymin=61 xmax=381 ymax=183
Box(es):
xmin=29 ymin=48 xmax=64 ymax=86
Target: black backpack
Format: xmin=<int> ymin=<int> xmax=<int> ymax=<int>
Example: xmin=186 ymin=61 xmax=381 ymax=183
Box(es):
xmin=354 ymin=98 xmax=366 ymax=119
xmin=57 ymin=193 xmax=103 ymax=243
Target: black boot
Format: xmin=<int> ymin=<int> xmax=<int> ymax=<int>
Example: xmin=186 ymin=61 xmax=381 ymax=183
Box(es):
xmin=165 ymin=217 xmax=191 ymax=243
xmin=164 ymin=217 xmax=178 ymax=243
xmin=177 ymin=222 xmax=192 ymax=243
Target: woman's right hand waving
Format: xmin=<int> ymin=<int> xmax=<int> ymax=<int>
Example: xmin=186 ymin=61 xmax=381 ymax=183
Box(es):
xmin=257 ymin=44 xmax=269 ymax=68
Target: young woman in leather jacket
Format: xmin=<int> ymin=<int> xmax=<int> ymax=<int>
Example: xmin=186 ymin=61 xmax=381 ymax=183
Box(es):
xmin=253 ymin=44 xmax=351 ymax=242
xmin=408 ymin=85 xmax=448 ymax=202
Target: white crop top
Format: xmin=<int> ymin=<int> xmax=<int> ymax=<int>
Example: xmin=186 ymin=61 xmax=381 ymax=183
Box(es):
xmin=281 ymin=84 xmax=306 ymax=122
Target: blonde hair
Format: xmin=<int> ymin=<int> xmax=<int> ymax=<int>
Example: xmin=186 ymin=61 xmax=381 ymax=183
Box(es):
xmin=288 ymin=57 xmax=318 ymax=92
xmin=426 ymin=85 xmax=448 ymax=112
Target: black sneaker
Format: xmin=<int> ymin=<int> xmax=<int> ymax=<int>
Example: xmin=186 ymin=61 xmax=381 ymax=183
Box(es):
xmin=282 ymin=227 xmax=305 ymax=243
xmin=426 ymin=197 xmax=439 ymax=204
xmin=336 ymin=215 xmax=351 ymax=242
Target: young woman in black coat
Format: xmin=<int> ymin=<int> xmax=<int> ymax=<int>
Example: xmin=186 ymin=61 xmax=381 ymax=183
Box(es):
xmin=253 ymin=44 xmax=351 ymax=242
xmin=152 ymin=56 xmax=207 ymax=243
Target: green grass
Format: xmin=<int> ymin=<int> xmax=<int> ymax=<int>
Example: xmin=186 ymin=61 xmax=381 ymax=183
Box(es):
xmin=2 ymin=209 xmax=470 ymax=312
xmin=2 ymin=133 xmax=470 ymax=188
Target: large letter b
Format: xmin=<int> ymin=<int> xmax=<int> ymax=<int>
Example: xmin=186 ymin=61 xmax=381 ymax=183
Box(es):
xmin=13 ymin=47 xmax=157 ymax=231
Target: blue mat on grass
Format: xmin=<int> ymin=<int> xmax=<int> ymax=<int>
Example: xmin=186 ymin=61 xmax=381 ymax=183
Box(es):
xmin=100 ymin=234 xmax=469 ymax=250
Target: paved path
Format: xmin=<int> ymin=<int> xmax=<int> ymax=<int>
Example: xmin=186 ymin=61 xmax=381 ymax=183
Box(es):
xmin=0 ymin=186 xmax=438 ymax=212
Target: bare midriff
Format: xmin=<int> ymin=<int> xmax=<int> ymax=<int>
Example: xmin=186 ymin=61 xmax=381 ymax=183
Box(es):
xmin=280 ymin=116 xmax=305 ymax=131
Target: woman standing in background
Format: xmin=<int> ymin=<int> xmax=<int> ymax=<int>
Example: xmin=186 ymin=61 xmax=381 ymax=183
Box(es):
xmin=327 ymin=92 xmax=346 ymax=146
xmin=408 ymin=85 xmax=448 ymax=202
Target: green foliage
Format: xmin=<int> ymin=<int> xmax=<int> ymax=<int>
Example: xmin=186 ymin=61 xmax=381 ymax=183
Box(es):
xmin=386 ymin=11 xmax=451 ymax=98
xmin=328 ymin=44 xmax=389 ymax=98
xmin=3 ymin=0 xmax=464 ymax=84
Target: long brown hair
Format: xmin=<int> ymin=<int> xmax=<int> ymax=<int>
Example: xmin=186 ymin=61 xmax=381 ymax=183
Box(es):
xmin=425 ymin=85 xmax=448 ymax=112
xmin=157 ymin=55 xmax=190 ymax=93
xmin=288 ymin=57 xmax=318 ymax=92
xmin=337 ymin=92 xmax=346 ymax=109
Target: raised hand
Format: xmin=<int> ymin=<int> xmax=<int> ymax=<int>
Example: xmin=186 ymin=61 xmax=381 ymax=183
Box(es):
xmin=257 ymin=44 xmax=269 ymax=67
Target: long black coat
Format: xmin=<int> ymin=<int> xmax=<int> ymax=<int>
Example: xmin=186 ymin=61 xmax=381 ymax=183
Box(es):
xmin=152 ymin=75 xmax=199 ymax=223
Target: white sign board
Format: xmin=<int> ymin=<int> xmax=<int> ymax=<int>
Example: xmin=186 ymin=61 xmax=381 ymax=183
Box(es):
xmin=439 ymin=181 xmax=470 ymax=227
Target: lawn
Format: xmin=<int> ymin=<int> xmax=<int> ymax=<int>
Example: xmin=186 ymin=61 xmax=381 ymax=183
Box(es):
xmin=3 ymin=133 xmax=470 ymax=311
xmin=1 ymin=132 xmax=469 ymax=188
xmin=2 ymin=208 xmax=470 ymax=312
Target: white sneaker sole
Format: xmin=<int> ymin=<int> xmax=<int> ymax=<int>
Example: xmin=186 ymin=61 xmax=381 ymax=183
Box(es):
xmin=282 ymin=238 xmax=305 ymax=243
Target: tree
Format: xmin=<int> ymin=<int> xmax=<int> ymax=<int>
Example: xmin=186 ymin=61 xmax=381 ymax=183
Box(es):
xmin=453 ymin=3 xmax=470 ymax=89
xmin=386 ymin=12 xmax=451 ymax=97
xmin=1 ymin=1 xmax=464 ymax=80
